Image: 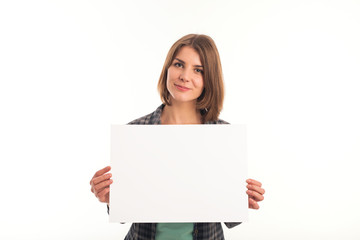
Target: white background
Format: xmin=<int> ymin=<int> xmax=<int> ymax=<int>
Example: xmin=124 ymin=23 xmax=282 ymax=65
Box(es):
xmin=1 ymin=0 xmax=359 ymax=239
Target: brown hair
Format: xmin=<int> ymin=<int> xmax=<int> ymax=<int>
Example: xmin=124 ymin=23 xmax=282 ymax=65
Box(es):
xmin=157 ymin=34 xmax=225 ymax=123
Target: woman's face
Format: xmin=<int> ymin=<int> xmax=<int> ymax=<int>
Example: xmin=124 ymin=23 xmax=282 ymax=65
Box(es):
xmin=166 ymin=46 xmax=204 ymax=104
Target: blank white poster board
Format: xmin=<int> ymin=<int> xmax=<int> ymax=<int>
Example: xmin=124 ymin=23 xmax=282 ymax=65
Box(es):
xmin=109 ymin=124 xmax=248 ymax=223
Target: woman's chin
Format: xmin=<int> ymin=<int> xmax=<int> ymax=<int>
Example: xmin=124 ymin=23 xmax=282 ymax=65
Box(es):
xmin=170 ymin=96 xmax=197 ymax=104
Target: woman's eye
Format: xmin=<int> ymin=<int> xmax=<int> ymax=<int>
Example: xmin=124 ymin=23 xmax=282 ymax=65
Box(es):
xmin=195 ymin=69 xmax=203 ymax=74
xmin=174 ymin=62 xmax=183 ymax=67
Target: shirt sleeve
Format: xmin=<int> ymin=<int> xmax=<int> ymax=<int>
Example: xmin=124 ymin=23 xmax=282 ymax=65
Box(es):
xmin=224 ymin=222 xmax=242 ymax=228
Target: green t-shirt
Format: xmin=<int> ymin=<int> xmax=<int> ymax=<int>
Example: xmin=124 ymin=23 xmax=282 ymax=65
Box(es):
xmin=155 ymin=223 xmax=194 ymax=240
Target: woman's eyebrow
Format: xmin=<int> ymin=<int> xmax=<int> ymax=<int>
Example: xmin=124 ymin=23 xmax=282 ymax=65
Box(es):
xmin=175 ymin=58 xmax=203 ymax=68
xmin=175 ymin=58 xmax=185 ymax=64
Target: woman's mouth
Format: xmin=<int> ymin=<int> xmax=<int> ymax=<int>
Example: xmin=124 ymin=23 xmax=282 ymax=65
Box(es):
xmin=175 ymin=84 xmax=190 ymax=91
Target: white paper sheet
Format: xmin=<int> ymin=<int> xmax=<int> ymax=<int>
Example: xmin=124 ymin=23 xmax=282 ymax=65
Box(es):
xmin=109 ymin=124 xmax=248 ymax=223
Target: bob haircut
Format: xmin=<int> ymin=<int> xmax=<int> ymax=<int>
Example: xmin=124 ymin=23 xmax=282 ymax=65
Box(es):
xmin=157 ymin=34 xmax=224 ymax=123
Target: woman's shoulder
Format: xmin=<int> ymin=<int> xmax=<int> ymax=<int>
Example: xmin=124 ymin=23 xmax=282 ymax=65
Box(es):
xmin=204 ymin=118 xmax=230 ymax=124
xmin=127 ymin=104 xmax=164 ymax=125
xmin=127 ymin=104 xmax=229 ymax=125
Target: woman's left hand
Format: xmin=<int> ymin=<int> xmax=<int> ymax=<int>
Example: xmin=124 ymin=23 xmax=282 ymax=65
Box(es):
xmin=246 ymin=179 xmax=265 ymax=210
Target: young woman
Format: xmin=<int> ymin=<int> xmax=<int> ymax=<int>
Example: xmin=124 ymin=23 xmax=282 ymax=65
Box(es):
xmin=90 ymin=34 xmax=265 ymax=240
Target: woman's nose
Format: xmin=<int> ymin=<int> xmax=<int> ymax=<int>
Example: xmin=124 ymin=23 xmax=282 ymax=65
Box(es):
xmin=180 ymin=69 xmax=190 ymax=82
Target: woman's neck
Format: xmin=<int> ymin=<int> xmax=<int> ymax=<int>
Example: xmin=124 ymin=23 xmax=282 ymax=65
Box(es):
xmin=161 ymin=101 xmax=202 ymax=124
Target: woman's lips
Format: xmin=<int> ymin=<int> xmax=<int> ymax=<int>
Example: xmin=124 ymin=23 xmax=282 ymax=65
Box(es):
xmin=175 ymin=84 xmax=190 ymax=91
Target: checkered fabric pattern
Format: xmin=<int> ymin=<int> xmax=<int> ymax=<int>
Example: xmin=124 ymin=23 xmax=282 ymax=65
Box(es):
xmin=112 ymin=104 xmax=241 ymax=240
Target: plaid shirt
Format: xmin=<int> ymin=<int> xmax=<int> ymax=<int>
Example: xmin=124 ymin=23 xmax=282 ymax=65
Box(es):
xmin=114 ymin=104 xmax=241 ymax=240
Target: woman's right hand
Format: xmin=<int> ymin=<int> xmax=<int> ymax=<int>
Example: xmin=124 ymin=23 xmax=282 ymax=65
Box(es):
xmin=90 ymin=166 xmax=113 ymax=203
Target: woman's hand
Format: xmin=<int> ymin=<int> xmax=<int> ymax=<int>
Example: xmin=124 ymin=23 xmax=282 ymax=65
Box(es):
xmin=246 ymin=179 xmax=265 ymax=210
xmin=90 ymin=166 xmax=113 ymax=203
